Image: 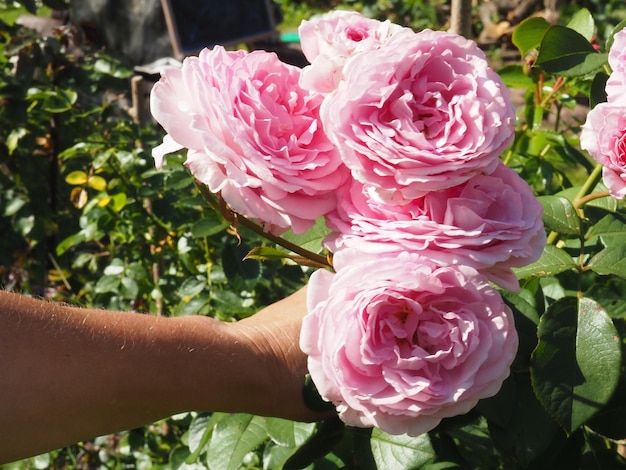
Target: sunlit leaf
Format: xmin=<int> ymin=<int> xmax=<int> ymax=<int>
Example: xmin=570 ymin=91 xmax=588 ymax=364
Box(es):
xmin=530 ymin=297 xmax=621 ymax=432
xmin=205 ymin=414 xmax=267 ymax=470
xmin=537 ymin=195 xmax=581 ymax=235
xmin=512 ymin=17 xmax=551 ymax=57
xmin=95 ymin=274 xmax=121 ymax=294
xmin=7 ymin=127 xmax=27 ymax=155
xmin=65 ymin=170 xmax=89 ymax=186
xmin=87 ymin=175 xmax=107 ymax=191
xmin=14 ymin=215 xmax=35 ymax=237
xmin=265 ymin=418 xmax=316 ymax=448
xmin=588 ymin=246 xmax=626 ymax=279
xmin=3 ymin=197 xmax=27 ymax=216
xmin=566 ymin=8 xmax=595 ymax=41
xmin=535 ymin=25 xmax=607 ymax=77
xmin=371 ymin=429 xmax=435 ymax=469
xmin=513 ymin=245 xmax=577 ymax=279
xmin=281 ymin=217 xmax=331 ymax=254
xmin=586 ymin=213 xmax=626 ymax=247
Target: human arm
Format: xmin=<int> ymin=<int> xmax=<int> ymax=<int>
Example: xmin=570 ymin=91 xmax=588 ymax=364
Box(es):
xmin=0 ymin=287 xmax=328 ymax=464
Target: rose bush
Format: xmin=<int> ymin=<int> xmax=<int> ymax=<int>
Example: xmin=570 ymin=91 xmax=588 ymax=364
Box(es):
xmin=150 ymin=46 xmax=348 ymax=234
xmin=319 ymin=27 xmax=516 ymax=202
xmin=300 ymin=249 xmax=518 ymax=436
xmin=324 ymin=161 xmax=546 ymax=291
xmin=298 ymin=10 xmax=405 ymax=93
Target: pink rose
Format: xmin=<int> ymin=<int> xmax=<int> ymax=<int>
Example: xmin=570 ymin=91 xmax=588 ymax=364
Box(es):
xmin=320 ymin=28 xmax=516 ymax=202
xmin=606 ymin=28 xmax=626 ymax=99
xmin=580 ymin=102 xmax=626 ymax=199
xmin=298 ymin=10 xmax=404 ymax=93
xmin=150 ymin=46 xmax=348 ymax=234
xmin=300 ymin=249 xmax=518 ymax=436
xmin=324 ymin=162 xmax=546 ymax=291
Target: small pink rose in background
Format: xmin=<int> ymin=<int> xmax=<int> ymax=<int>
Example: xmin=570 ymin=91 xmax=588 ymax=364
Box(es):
xmin=606 ymin=28 xmax=626 ymax=99
xmin=300 ymin=249 xmax=518 ymax=436
xmin=320 ymin=28 xmax=516 ymax=202
xmin=324 ymin=162 xmax=545 ymax=291
xmin=298 ymin=10 xmax=405 ymax=93
xmin=150 ymin=46 xmax=348 ymax=234
xmin=580 ymin=102 xmax=626 ymax=199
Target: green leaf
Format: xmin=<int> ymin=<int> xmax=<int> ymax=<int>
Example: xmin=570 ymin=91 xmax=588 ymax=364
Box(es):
xmin=108 ymin=193 xmax=128 ymax=213
xmin=283 ymin=417 xmax=345 ymax=470
xmin=370 ymin=429 xmax=435 ymax=469
xmin=26 ymin=87 xmax=77 ymax=113
xmin=501 ymin=289 xmax=540 ymax=361
xmin=244 ymin=245 xmax=292 ymax=262
xmin=6 ymin=127 xmax=27 ymax=155
xmin=177 ymin=277 xmax=207 ymax=299
xmin=266 ymin=418 xmax=316 ymax=448
xmin=530 ymin=297 xmax=622 ymax=432
xmin=566 ymin=8 xmax=595 ymax=41
xmin=590 ymin=71 xmax=609 ymax=108
xmin=513 ymin=244 xmax=577 ymax=279
xmin=205 ymin=414 xmax=267 ymax=470
xmin=281 ymin=216 xmax=331 ymax=254
xmin=535 ymin=26 xmax=607 ymax=77
xmin=120 ymin=277 xmax=139 ymax=299
xmin=586 ymin=213 xmax=626 ymax=248
xmin=588 ymin=246 xmax=626 ymax=279
xmin=56 ymin=232 xmax=86 ymax=255
xmin=586 ymin=375 xmax=626 ymax=440
xmin=537 ymin=195 xmax=581 ymax=235
xmin=512 ymin=17 xmax=551 ymax=57
xmin=482 ymin=374 xmax=561 ymax=467
xmin=498 ymin=64 xmax=534 ymax=89
xmin=586 ymin=278 xmax=626 ymax=319
xmin=191 ymin=217 xmax=229 ymax=238
xmin=95 ymin=274 xmax=121 ymax=294
xmin=186 ymin=413 xmax=227 ymax=462
xmin=3 ymin=196 xmax=27 ymax=217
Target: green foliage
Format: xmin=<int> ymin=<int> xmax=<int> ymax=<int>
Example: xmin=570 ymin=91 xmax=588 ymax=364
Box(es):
xmin=3 ymin=3 xmax=626 ymax=470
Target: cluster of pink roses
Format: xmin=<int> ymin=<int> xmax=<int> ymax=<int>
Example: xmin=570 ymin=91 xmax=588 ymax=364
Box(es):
xmin=150 ymin=11 xmax=545 ymax=436
xmin=581 ymin=29 xmax=626 ymax=199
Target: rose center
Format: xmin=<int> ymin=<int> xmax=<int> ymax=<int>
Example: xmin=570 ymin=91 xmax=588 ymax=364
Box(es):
xmin=345 ymin=26 xmax=368 ymax=42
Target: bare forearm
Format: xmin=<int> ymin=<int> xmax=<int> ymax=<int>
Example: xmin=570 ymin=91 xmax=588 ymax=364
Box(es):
xmin=0 ymin=289 xmax=318 ymax=464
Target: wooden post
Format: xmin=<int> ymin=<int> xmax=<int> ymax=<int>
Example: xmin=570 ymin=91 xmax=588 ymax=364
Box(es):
xmin=448 ymin=0 xmax=473 ymax=38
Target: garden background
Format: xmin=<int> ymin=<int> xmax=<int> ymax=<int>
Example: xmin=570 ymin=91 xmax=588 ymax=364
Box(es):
xmin=1 ymin=0 xmax=626 ymax=468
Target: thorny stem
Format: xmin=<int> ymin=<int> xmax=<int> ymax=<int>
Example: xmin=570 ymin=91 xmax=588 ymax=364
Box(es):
xmin=196 ymin=183 xmax=332 ymax=269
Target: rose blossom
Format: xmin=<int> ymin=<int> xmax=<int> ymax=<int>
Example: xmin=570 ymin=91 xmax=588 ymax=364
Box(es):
xmin=580 ymin=102 xmax=626 ymax=199
xmin=606 ymin=28 xmax=626 ymax=99
xmin=150 ymin=46 xmax=348 ymax=234
xmin=320 ymin=28 xmax=516 ymax=202
xmin=324 ymin=162 xmax=546 ymax=291
xmin=300 ymin=249 xmax=518 ymax=436
xmin=298 ymin=10 xmax=405 ymax=93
